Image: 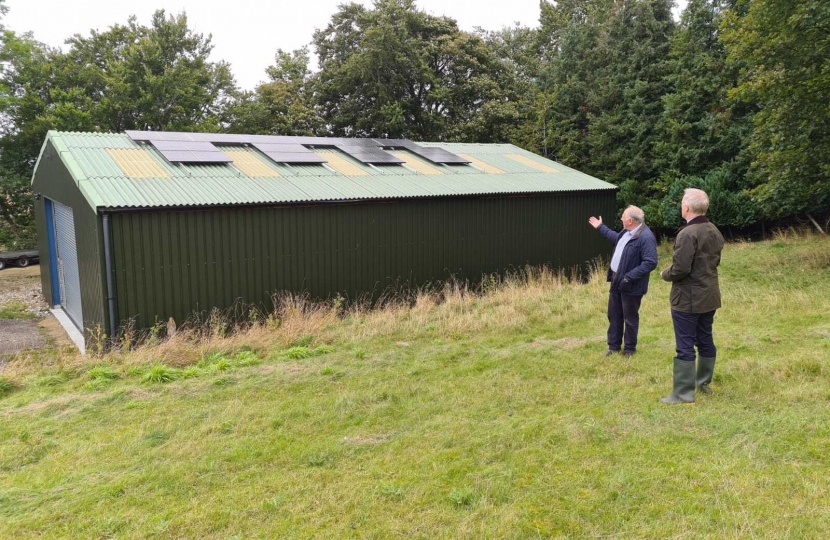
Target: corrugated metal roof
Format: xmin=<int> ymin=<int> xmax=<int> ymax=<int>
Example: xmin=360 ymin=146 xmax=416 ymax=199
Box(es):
xmin=36 ymin=131 xmax=616 ymax=210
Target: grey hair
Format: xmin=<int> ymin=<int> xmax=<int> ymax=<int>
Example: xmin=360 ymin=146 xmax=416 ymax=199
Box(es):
xmin=625 ymin=205 xmax=645 ymax=224
xmin=682 ymin=188 xmax=709 ymax=215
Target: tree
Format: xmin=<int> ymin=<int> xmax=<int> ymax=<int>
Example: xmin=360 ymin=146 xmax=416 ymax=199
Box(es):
xmin=312 ymin=0 xmax=509 ymax=141
xmin=654 ymin=0 xmax=759 ymax=228
xmin=722 ymin=0 xmax=830 ymax=222
xmin=586 ymin=0 xmax=675 ymax=198
xmin=0 ymin=9 xmax=238 ymax=247
xmin=0 ymin=0 xmax=51 ymax=247
xmin=227 ymin=48 xmax=324 ymax=136
xmin=539 ymin=0 xmax=675 ymax=216
xmin=538 ymin=0 xmax=612 ymax=171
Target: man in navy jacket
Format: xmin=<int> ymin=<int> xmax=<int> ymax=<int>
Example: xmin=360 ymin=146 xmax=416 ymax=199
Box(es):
xmin=588 ymin=206 xmax=658 ymax=357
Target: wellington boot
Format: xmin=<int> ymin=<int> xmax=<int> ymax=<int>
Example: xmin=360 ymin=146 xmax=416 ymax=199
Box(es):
xmin=696 ymin=356 xmax=716 ymax=395
xmin=659 ymin=358 xmax=695 ymax=404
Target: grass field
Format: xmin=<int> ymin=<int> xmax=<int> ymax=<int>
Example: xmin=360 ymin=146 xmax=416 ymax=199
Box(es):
xmin=1 ymin=230 xmax=829 ymax=538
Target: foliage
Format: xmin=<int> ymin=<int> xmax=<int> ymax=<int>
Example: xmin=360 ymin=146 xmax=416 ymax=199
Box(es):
xmin=312 ymin=0 xmax=511 ymax=141
xmin=721 ymin=0 xmax=830 ymax=218
xmin=0 ymin=9 xmax=236 ymax=248
xmin=653 ymin=0 xmax=760 ymax=228
xmin=227 ymin=47 xmax=323 ymax=136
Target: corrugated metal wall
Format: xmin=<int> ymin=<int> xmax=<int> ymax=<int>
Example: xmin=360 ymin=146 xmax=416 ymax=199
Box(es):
xmin=108 ymin=192 xmax=616 ymax=329
xmin=32 ymin=140 xmax=108 ymax=336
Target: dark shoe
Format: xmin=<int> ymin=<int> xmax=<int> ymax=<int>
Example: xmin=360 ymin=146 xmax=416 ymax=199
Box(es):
xmin=623 ymin=350 xmax=636 ymax=358
xmin=604 ymin=349 xmax=620 ymax=357
xmin=697 ymin=356 xmax=716 ymax=395
xmin=659 ymin=358 xmax=696 ymax=404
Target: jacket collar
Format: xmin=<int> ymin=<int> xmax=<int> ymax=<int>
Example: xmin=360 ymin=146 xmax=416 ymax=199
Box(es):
xmin=682 ymin=216 xmax=710 ymax=229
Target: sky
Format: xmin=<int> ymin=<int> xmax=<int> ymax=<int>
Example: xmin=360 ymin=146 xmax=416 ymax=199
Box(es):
xmin=5 ymin=0 xmax=688 ymax=92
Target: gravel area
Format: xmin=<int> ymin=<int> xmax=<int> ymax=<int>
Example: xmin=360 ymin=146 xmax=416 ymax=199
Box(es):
xmin=0 ymin=265 xmax=49 ymax=317
xmin=0 ymin=266 xmax=51 ymax=361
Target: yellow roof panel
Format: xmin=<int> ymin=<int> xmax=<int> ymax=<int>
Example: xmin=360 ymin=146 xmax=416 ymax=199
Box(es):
xmin=456 ymin=154 xmax=504 ymax=174
xmin=504 ymin=154 xmax=560 ymax=173
xmin=224 ymin=150 xmax=280 ymax=178
xmin=389 ymin=151 xmax=443 ymax=175
xmin=315 ymin=151 xmax=368 ymax=177
xmin=107 ymin=148 xmax=169 ymax=179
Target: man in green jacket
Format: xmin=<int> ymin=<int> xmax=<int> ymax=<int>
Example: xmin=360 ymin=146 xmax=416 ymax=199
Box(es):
xmin=659 ymin=188 xmax=725 ymax=404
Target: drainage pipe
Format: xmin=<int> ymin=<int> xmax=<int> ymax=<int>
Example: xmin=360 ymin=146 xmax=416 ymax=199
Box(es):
xmin=102 ymin=214 xmax=118 ymax=343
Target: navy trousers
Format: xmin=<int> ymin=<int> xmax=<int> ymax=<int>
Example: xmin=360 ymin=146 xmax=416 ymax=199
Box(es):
xmin=607 ymin=292 xmax=643 ymax=353
xmin=671 ymin=310 xmax=717 ymax=362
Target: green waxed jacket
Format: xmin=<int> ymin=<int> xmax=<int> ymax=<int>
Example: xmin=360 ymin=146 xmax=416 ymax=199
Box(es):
xmin=660 ymin=216 xmax=725 ymax=313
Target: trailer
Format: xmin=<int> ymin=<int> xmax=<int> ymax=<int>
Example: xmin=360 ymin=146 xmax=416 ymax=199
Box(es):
xmin=0 ymin=250 xmax=39 ymax=271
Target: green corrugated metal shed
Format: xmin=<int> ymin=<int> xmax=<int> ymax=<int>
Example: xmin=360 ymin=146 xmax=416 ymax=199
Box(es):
xmin=32 ymin=131 xmax=617 ymax=345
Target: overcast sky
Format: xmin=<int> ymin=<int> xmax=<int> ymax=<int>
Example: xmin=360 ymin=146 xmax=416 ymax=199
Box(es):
xmin=5 ymin=0 xmax=688 ymax=92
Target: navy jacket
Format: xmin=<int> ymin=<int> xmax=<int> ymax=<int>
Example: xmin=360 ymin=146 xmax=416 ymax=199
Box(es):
xmin=597 ymin=223 xmax=658 ymax=296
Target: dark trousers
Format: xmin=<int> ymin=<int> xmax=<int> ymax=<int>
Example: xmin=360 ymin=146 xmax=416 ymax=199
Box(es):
xmin=671 ymin=309 xmax=717 ymax=362
xmin=607 ymin=292 xmax=643 ymax=353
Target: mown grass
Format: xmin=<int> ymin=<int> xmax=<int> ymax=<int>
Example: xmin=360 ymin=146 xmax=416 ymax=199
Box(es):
xmin=1 ymin=230 xmax=829 ymax=538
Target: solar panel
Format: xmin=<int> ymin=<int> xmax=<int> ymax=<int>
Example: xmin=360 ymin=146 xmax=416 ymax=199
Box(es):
xmin=371 ymin=138 xmax=470 ymax=165
xmin=339 ymin=150 xmax=404 ymax=164
xmin=145 ymin=140 xmax=232 ymax=164
xmin=252 ymin=143 xmax=327 ymax=164
xmin=151 ymin=140 xmax=218 ymax=152
xmin=155 ymin=150 xmax=232 ymax=164
xmin=332 ymin=144 xmax=404 ymax=164
xmin=125 ymin=131 xmax=469 ymax=166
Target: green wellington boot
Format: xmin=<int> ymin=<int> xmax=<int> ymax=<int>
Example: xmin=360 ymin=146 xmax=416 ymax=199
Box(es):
xmin=659 ymin=358 xmax=696 ymax=404
xmin=696 ymin=356 xmax=716 ymax=395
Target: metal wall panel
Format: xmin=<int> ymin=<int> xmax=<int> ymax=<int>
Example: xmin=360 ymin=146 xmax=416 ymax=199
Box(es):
xmin=53 ymin=201 xmax=84 ymax=328
xmin=108 ymin=192 xmax=616 ymax=330
xmin=32 ymin=140 xmax=108 ymax=336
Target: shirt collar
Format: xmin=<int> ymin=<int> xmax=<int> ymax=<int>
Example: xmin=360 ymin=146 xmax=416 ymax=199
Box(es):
xmin=627 ymin=223 xmax=643 ymax=236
